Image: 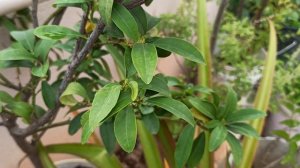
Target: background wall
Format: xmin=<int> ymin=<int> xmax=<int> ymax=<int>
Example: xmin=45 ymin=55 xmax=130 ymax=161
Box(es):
xmin=0 ymin=1 xmax=218 ymax=167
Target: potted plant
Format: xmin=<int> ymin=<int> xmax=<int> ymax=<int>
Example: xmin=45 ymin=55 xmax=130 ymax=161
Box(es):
xmin=0 ymin=0 xmax=287 ymax=168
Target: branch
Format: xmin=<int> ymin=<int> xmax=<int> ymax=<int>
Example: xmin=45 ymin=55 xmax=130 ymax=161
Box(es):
xmin=31 ymin=0 xmax=39 ymax=28
xmin=11 ymin=0 xmax=146 ymax=137
xmin=0 ymin=73 xmax=21 ymax=90
xmin=210 ymin=0 xmax=229 ymax=53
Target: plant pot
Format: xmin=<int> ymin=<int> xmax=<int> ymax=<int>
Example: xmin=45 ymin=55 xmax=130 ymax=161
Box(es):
xmin=253 ymin=137 xmax=300 ymax=168
xmin=55 ymin=159 xmax=95 ymax=168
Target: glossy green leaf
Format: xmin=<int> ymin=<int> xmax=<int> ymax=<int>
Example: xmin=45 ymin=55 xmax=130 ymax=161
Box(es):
xmin=128 ymin=81 xmax=138 ymax=101
xmin=109 ymin=90 xmax=132 ymax=115
xmin=60 ymin=82 xmax=89 ymax=106
xmin=111 ymin=3 xmax=140 ymax=41
xmin=187 ymin=132 xmax=205 ymax=168
xmin=41 ymin=81 xmax=56 ymax=109
xmin=0 ymin=91 xmax=14 ymax=104
xmin=98 ymin=0 xmax=114 ymax=25
xmin=124 ymin=47 xmax=136 ymax=77
xmin=34 ymin=25 xmax=81 ymax=40
xmin=147 ymin=97 xmax=195 ymax=126
xmin=137 ymin=121 xmax=164 ymax=168
xmin=139 ymin=74 xmax=171 ymax=97
xmin=0 ymin=48 xmax=35 ymax=61
xmin=139 ymin=105 xmax=154 ymax=115
xmin=209 ymin=125 xmax=227 ymax=152
xmin=227 ymin=133 xmax=242 ymax=165
xmin=89 ymin=83 xmax=121 ymax=132
xmin=226 ymin=108 xmax=265 ymax=123
xmin=54 ymin=0 xmax=89 ymax=4
xmin=142 ymin=113 xmax=160 ymax=134
xmin=174 ymin=125 xmax=195 ymax=168
xmin=114 ymin=106 xmax=137 ymax=152
xmin=227 ymin=123 xmax=259 ymax=138
xmin=221 ymin=87 xmax=237 ymax=118
xmin=100 ymin=119 xmax=116 ymax=154
xmin=132 ymin=43 xmax=157 ymax=84
xmin=31 ymin=61 xmax=49 ymax=77
xmin=10 ymin=29 xmax=35 ymax=51
xmin=130 ymin=6 xmax=147 ymax=35
xmin=68 ymin=113 xmax=84 ymax=135
xmin=152 ymin=37 xmax=204 ymax=64
xmin=45 ymin=143 xmax=122 ymax=168
xmin=188 ymin=97 xmax=216 ymax=119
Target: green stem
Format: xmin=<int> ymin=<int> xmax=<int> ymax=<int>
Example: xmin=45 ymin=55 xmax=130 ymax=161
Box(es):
xmin=197 ymin=1 xmax=214 ymax=167
xmin=137 ymin=121 xmax=164 ymax=168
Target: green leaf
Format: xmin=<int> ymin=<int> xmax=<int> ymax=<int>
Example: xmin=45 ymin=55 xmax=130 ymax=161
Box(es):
xmin=272 ymin=130 xmax=289 ymax=141
xmin=281 ymin=142 xmax=298 ymax=165
xmin=130 ymin=6 xmax=147 ymax=35
xmin=187 ymin=132 xmax=205 ymax=168
xmin=128 ymin=81 xmax=138 ymax=101
xmin=147 ymin=97 xmax=195 ymax=126
xmin=109 ymin=90 xmax=132 ymax=115
xmin=139 ymin=105 xmax=154 ymax=115
xmin=174 ymin=125 xmax=195 ymax=168
xmin=34 ymin=25 xmax=81 ymax=40
xmin=206 ymin=120 xmax=222 ymax=129
xmin=68 ymin=113 xmax=84 ymax=135
xmin=31 ymin=61 xmax=49 ymax=77
xmin=281 ymin=119 xmax=300 ymax=128
xmin=139 ymin=74 xmax=171 ymax=97
xmin=226 ymin=108 xmax=266 ymax=123
xmin=54 ymin=0 xmax=92 ymax=7
xmin=111 ymin=3 xmax=140 ymax=41
xmin=132 ymin=43 xmax=157 ymax=84
xmin=105 ymin=45 xmax=126 ymax=78
xmin=60 ymin=82 xmax=89 ymax=106
xmin=10 ymin=29 xmax=35 ymax=51
xmin=100 ymin=119 xmax=116 ymax=154
xmin=142 ymin=113 xmax=160 ymax=134
xmin=98 ymin=0 xmax=114 ymax=25
xmin=0 ymin=91 xmax=14 ymax=104
xmin=41 ymin=81 xmax=56 ymax=109
xmin=34 ymin=40 xmax=56 ymax=61
xmin=152 ymin=37 xmax=205 ymax=64
xmin=209 ymin=125 xmax=227 ymax=152
xmin=0 ymin=48 xmax=35 ymax=61
xmin=227 ymin=123 xmax=259 ymax=138
xmin=114 ymin=106 xmax=137 ymax=152
xmin=8 ymin=101 xmax=33 ymax=122
xmin=38 ymin=144 xmax=55 ymax=168
xmin=226 ymin=133 xmax=242 ymax=165
xmin=45 ymin=143 xmax=122 ymax=168
xmin=124 ymin=47 xmax=136 ymax=77
xmin=221 ymin=87 xmax=237 ymax=119
xmin=89 ymin=83 xmax=121 ymax=132
xmin=188 ymin=97 xmax=216 ymax=119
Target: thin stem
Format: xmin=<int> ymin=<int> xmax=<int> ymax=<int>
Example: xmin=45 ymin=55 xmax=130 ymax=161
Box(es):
xmin=253 ymin=0 xmax=269 ymax=27
xmin=43 ymin=7 xmax=66 ymax=25
xmin=35 ymin=120 xmax=70 ymax=133
xmin=0 ymin=73 xmax=21 ymax=90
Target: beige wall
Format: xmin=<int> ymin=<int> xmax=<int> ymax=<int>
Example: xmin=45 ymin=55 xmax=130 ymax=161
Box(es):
xmin=0 ymin=1 xmax=218 ymax=167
